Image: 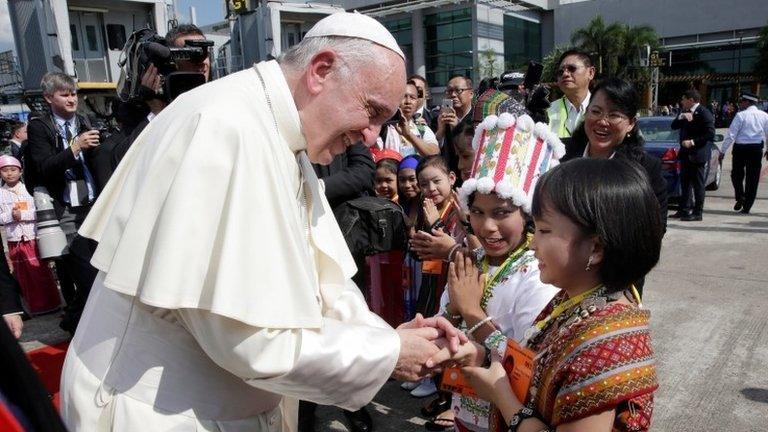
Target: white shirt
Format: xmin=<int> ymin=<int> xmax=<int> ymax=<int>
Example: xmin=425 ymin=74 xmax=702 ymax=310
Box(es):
xmin=721 ymin=105 xmax=768 ymax=155
xmin=564 ymin=91 xmax=591 ymax=135
xmin=0 ymin=183 xmax=36 ymax=241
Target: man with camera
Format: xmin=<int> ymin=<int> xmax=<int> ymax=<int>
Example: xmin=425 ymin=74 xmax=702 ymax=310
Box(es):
xmin=436 ymin=75 xmax=474 ymax=179
xmin=24 ymin=72 xmax=100 ymax=333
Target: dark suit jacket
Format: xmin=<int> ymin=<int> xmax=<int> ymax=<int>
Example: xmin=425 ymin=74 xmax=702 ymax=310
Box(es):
xmin=563 ymin=140 xmax=668 ymax=232
xmin=24 ymin=113 xmax=96 ymax=211
xmin=312 ymin=142 xmax=375 ymax=209
xmin=0 ymin=251 xmax=22 ymax=316
xmin=670 ymin=104 xmax=715 ymax=164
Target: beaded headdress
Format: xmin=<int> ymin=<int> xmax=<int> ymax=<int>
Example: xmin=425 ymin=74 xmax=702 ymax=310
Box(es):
xmin=457 ymin=112 xmax=565 ymax=214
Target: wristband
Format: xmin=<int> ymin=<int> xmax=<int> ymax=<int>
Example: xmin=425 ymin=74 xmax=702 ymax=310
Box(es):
xmin=466 ymin=315 xmax=494 ymax=339
xmin=508 ymin=406 xmax=535 ymax=432
xmin=445 ymin=243 xmax=461 ymax=262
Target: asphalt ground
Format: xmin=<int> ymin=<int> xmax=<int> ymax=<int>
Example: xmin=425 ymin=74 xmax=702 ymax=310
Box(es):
xmin=17 ymin=138 xmax=768 ymax=431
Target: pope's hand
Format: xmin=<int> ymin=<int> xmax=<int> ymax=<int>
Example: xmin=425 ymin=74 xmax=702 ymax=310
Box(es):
xmin=393 ymin=326 xmax=440 ymax=381
xmin=426 ymin=340 xmax=485 ymax=370
xmin=4 ymin=314 xmax=23 ymax=339
xmin=397 ymin=313 xmax=468 ymax=353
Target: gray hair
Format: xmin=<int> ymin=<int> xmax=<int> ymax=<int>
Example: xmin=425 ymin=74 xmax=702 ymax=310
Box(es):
xmin=41 ymin=72 xmax=76 ymax=95
xmin=278 ymin=36 xmax=390 ymax=81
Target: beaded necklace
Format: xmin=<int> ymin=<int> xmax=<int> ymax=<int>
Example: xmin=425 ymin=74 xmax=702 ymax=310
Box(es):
xmin=478 ymin=233 xmax=532 ymax=311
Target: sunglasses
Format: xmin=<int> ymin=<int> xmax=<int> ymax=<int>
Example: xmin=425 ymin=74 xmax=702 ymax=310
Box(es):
xmin=556 ymin=64 xmax=586 ymax=77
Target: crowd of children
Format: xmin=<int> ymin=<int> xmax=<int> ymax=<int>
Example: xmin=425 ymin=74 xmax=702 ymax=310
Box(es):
xmin=364 ymin=86 xmax=662 ymax=432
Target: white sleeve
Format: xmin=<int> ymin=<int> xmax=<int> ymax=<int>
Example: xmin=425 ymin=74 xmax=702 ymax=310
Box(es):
xmin=721 ymin=113 xmax=742 ymax=155
xmin=174 ymin=283 xmax=400 ymax=411
xmin=493 ymin=269 xmax=559 ymax=343
xmin=422 ymin=125 xmax=439 ymax=147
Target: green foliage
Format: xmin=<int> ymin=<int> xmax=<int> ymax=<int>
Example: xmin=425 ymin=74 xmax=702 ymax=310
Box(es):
xmin=756 ymin=22 xmax=768 ymax=83
xmin=478 ymin=48 xmax=502 ymax=80
xmin=541 ymin=45 xmax=571 ymax=83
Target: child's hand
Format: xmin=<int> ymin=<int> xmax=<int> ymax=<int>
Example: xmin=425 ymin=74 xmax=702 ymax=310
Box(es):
xmin=11 ymin=208 xmax=21 ymax=221
xmin=423 ymin=198 xmax=440 ymax=226
xmin=462 ymin=359 xmax=516 ymax=406
xmin=410 ymin=229 xmax=457 ymax=260
xmin=448 ymin=251 xmax=484 ymax=316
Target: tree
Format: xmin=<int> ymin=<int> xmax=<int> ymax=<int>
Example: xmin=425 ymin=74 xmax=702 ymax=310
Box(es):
xmin=756 ymin=21 xmax=768 ymax=83
xmin=617 ymin=24 xmax=660 ymax=80
xmin=570 ymin=16 xmax=625 ymax=77
xmin=478 ymin=47 xmax=502 ymax=80
xmin=541 ymin=45 xmax=571 ymax=84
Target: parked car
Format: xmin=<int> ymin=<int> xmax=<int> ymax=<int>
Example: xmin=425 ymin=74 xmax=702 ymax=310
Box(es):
xmin=638 ymin=116 xmax=722 ymax=200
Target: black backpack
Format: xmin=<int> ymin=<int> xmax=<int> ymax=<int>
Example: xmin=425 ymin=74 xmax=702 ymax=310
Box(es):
xmin=334 ymin=196 xmax=408 ymax=257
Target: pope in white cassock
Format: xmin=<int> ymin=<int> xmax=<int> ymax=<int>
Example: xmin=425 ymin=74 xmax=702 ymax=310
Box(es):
xmin=60 ymin=12 xmax=464 ymax=431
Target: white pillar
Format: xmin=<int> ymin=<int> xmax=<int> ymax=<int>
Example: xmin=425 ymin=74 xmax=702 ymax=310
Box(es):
xmin=190 ymin=6 xmax=197 ymax=25
xmin=411 ymin=9 xmax=426 ymax=78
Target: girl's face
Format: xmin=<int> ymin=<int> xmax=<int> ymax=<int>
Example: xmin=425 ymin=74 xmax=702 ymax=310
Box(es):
xmin=584 ymin=90 xmax=636 ymax=158
xmin=469 ymin=193 xmax=527 ymax=265
xmin=530 ymin=199 xmax=598 ymax=291
xmin=375 ymin=167 xmax=398 ymax=199
xmin=397 ymin=168 xmax=419 ymax=199
xmin=1 ymin=166 xmax=21 ymax=185
xmin=418 ymin=165 xmax=455 ymax=206
xmin=454 ymin=134 xmax=476 ymax=181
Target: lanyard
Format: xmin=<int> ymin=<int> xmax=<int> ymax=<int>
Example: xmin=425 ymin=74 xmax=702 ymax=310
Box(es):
xmin=533 ymin=283 xmax=603 ymax=331
xmin=479 ymin=234 xmax=532 ymax=310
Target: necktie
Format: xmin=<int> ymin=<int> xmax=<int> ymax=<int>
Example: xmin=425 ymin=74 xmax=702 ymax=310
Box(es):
xmin=63 ymin=121 xmax=85 ymax=180
xmin=64 ymin=121 xmax=73 ymax=145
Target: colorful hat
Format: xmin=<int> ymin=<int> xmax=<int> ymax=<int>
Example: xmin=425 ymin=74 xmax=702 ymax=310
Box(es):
xmin=371 ymin=148 xmax=403 ymax=163
xmin=0 ymin=155 xmax=21 ymax=169
xmin=472 ymin=89 xmax=527 ymax=125
xmin=458 ymin=113 xmax=565 ymax=214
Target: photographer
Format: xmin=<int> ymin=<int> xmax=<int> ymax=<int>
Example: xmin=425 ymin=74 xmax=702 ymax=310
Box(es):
xmin=377 ymin=80 xmax=439 ymax=157
xmin=108 ymin=24 xmax=212 ymax=177
xmin=24 ymin=72 xmax=100 ymax=333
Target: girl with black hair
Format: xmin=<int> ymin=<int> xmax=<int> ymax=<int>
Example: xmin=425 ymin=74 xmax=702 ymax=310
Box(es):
xmin=433 ymin=158 xmax=662 ymax=432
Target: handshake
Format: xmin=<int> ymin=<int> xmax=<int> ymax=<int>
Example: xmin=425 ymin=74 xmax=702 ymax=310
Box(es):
xmin=391 ymin=314 xmax=484 ymax=382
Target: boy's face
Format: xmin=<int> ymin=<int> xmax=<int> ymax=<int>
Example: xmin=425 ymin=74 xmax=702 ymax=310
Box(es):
xmin=1 ymin=166 xmax=22 ymax=184
xmin=44 ymin=89 xmax=78 ymax=118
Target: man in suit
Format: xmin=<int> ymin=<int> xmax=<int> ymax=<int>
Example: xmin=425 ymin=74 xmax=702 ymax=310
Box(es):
xmin=671 ymin=89 xmax=715 ymax=221
xmin=24 ymin=72 xmax=100 ymax=333
xmin=409 ymin=74 xmax=434 ymax=128
xmin=4 ymin=121 xmax=27 ymax=163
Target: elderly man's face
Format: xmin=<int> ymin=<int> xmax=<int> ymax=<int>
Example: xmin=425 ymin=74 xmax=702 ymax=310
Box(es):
xmin=446 ymin=76 xmax=473 ymax=111
xmin=304 ymin=46 xmax=406 ymax=164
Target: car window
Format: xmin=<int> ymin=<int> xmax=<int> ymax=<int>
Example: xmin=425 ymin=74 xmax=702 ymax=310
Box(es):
xmin=638 ymin=120 xmax=679 ymax=141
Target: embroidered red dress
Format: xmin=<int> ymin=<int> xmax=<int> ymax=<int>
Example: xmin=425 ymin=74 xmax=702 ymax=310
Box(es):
xmin=526 ymin=292 xmax=658 ymax=431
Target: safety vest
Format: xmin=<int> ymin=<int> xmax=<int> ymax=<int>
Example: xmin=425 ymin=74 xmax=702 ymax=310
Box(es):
xmin=547 ymin=96 xmax=588 ymax=138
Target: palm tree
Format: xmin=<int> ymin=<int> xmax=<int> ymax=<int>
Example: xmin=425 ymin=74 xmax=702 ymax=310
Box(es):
xmin=618 ymin=24 xmax=660 ymax=80
xmin=570 ymin=16 xmax=625 ymax=77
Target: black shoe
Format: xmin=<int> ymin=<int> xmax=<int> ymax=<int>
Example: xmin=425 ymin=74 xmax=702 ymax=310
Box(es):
xmin=670 ymin=210 xmax=689 ymax=219
xmin=421 ymin=396 xmax=450 ymax=418
xmin=681 ymin=213 xmax=702 ymax=221
xmin=343 ymin=407 xmax=373 ymax=432
xmin=734 ymin=200 xmax=743 ymax=211
xmin=740 ymin=208 xmax=750 ymax=214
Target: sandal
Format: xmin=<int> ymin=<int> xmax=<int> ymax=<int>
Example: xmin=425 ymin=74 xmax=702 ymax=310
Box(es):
xmin=420 ymin=397 xmax=450 ymax=417
xmin=424 ymin=416 xmax=454 ymax=431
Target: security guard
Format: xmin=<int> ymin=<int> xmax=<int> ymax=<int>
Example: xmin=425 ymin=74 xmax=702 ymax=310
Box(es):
xmin=547 ymin=49 xmax=595 ymax=141
xmin=720 ymin=92 xmax=768 ymax=214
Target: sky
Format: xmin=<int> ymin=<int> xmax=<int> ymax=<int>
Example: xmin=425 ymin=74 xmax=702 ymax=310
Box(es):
xmin=0 ymin=0 xmax=226 ymax=55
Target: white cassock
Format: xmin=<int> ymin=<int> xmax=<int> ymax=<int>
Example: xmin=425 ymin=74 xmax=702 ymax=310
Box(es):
xmin=60 ymin=60 xmax=401 ymax=431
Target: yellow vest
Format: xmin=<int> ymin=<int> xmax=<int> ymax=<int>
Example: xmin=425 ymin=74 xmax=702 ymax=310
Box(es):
xmin=547 ymin=96 xmax=587 ymax=138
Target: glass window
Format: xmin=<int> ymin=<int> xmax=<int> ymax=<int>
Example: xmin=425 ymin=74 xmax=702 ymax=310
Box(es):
xmin=70 ymin=25 xmax=80 ymax=51
xmin=503 ymin=15 xmax=541 ymax=69
xmin=106 ymin=24 xmax=126 ymax=50
xmin=85 ymin=25 xmax=98 ymax=51
xmin=425 ymin=8 xmax=473 ymax=86
xmin=383 ymin=17 xmax=413 ymax=74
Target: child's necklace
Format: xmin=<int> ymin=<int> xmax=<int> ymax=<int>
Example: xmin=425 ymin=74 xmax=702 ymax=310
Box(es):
xmin=479 ymin=233 xmax=532 ymax=311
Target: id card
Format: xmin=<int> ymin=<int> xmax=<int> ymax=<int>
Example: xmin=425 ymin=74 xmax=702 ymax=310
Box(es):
xmin=441 ymin=338 xmax=535 ymax=402
xmin=421 ymin=259 xmax=444 ymax=275
xmin=14 ymin=201 xmax=28 ymax=211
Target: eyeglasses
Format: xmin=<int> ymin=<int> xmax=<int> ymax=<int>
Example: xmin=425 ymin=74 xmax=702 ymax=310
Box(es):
xmin=586 ymin=107 xmax=630 ymax=125
xmin=402 ymin=94 xmax=419 ymax=101
xmin=556 ymin=64 xmax=586 ymax=77
xmin=445 ymin=87 xmax=471 ymax=96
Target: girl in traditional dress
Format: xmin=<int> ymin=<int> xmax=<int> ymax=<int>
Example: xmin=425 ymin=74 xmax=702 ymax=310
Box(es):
xmin=0 ymin=156 xmax=61 ymax=315
xmin=440 ymin=157 xmax=662 ymax=432
xmin=427 ymin=110 xmax=562 ymax=432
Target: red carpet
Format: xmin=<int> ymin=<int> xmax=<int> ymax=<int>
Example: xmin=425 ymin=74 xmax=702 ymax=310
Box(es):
xmin=26 ymin=341 xmax=69 ymax=410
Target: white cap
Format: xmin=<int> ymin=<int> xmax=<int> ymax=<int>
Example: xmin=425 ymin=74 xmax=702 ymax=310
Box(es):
xmin=305 ymin=12 xmax=405 ymax=60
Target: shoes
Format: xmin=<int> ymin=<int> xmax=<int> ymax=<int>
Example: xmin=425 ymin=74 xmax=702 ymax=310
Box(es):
xmin=401 ymin=381 xmax=420 ymax=391
xmin=342 ymin=407 xmax=373 ymax=432
xmin=424 ymin=414 xmax=455 ymax=431
xmin=734 ymin=200 xmax=743 ymax=211
xmin=740 ymin=208 xmax=750 ymax=214
xmin=420 ymin=397 xmax=450 ymax=417
xmin=681 ymin=213 xmax=702 ymax=221
xmin=410 ymin=379 xmax=438 ymax=398
xmin=670 ymin=210 xmax=689 ymax=219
